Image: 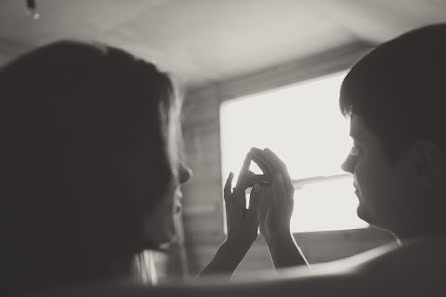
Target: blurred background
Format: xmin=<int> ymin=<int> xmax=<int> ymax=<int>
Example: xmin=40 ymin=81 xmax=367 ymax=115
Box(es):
xmin=1 ymin=0 xmax=445 ymax=282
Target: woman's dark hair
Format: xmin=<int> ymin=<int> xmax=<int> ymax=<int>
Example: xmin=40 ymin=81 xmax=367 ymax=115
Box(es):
xmin=0 ymin=41 xmax=182 ymax=291
xmin=340 ymin=24 xmax=446 ymax=161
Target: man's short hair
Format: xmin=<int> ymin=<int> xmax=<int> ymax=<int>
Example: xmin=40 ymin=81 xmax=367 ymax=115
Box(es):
xmin=340 ymin=24 xmax=446 ymax=161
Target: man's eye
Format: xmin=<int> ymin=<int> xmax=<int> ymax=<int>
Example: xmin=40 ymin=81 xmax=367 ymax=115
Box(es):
xmin=350 ymin=145 xmax=361 ymax=157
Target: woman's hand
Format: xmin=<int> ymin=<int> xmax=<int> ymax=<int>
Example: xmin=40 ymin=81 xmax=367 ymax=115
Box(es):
xmin=224 ymin=153 xmax=260 ymax=249
xmin=198 ymin=153 xmax=261 ymax=277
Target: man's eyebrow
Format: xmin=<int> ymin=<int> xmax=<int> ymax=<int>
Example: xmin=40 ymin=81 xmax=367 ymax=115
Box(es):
xmin=350 ymin=132 xmax=367 ymax=141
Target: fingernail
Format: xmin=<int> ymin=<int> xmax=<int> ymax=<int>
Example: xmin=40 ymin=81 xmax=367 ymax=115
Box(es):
xmin=253 ymin=184 xmax=260 ymax=192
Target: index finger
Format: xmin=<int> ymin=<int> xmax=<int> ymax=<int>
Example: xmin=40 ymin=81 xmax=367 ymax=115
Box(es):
xmin=224 ymin=172 xmax=234 ymax=201
xmin=263 ymin=148 xmax=290 ymax=178
xmin=264 ymin=148 xmax=293 ymax=195
xmin=250 ymin=147 xmax=275 ymax=176
xmin=236 ymin=152 xmax=251 ymax=188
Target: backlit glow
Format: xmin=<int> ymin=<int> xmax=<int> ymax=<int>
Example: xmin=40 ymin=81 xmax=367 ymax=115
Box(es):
xmin=220 ymin=71 xmax=368 ymax=232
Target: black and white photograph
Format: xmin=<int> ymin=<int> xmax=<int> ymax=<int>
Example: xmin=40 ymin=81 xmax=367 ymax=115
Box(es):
xmin=1 ymin=1 xmax=446 ymax=296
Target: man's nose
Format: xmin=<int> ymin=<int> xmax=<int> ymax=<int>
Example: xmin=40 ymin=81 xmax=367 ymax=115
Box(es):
xmin=341 ymin=155 xmax=355 ymax=173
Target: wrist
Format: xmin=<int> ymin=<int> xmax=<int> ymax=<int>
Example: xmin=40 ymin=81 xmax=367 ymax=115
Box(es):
xmin=200 ymin=239 xmax=251 ymax=276
xmin=223 ymin=237 xmax=253 ymax=255
xmin=212 ymin=239 xmax=251 ymax=270
xmin=264 ymin=229 xmax=293 ymax=246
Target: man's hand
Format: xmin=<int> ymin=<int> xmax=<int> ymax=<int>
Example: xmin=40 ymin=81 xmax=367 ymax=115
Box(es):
xmin=250 ymin=147 xmax=308 ymax=269
xmin=250 ymin=148 xmax=294 ymax=243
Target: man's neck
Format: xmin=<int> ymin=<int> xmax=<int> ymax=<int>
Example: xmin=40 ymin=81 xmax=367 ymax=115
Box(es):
xmin=394 ymin=226 xmax=446 ymax=243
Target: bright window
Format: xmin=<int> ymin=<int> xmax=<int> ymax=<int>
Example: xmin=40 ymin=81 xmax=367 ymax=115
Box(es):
xmin=220 ymin=71 xmax=368 ymax=233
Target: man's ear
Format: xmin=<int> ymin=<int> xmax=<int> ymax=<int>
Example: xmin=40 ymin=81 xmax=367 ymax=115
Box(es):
xmin=412 ymin=140 xmax=445 ymax=187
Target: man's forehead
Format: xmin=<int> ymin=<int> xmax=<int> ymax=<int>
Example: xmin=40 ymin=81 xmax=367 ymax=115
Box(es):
xmin=349 ymin=115 xmax=370 ymax=140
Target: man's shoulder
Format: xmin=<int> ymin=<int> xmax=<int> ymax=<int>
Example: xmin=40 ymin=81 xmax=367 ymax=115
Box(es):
xmin=324 ymin=234 xmax=444 ymax=271
xmin=326 ymin=234 xmax=446 ymax=289
xmin=283 ymin=234 xmax=446 ymax=294
xmin=356 ymin=233 xmax=446 ymax=272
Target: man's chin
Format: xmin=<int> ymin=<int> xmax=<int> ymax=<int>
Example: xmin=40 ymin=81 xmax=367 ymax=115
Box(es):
xmin=357 ymin=204 xmax=373 ymax=224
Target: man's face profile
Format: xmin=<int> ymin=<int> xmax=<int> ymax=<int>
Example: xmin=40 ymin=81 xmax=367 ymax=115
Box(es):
xmin=342 ymin=115 xmax=412 ymax=230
